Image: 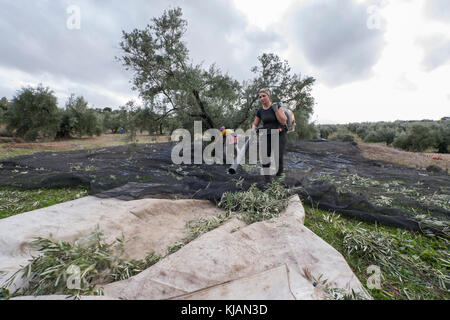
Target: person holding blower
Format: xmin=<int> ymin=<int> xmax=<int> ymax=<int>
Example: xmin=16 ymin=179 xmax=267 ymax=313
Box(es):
xmin=252 ymin=88 xmax=287 ymax=179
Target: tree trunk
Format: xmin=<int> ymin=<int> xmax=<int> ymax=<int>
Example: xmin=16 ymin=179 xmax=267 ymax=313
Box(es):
xmin=192 ymin=89 xmax=215 ymax=129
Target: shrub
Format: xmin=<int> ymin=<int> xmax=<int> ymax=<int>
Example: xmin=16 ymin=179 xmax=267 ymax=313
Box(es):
xmin=294 ymin=112 xmax=319 ymax=139
xmin=363 ymin=127 xmax=396 ymax=145
xmin=329 ymin=129 xmax=354 ymax=142
xmin=57 ymin=94 xmax=101 ymax=138
xmin=392 ymin=124 xmax=435 ymax=152
xmin=432 ymin=121 xmax=449 ymax=153
xmin=347 ymin=123 xmax=359 ymax=134
xmin=355 ymin=126 xmax=369 ymax=140
xmin=4 ymin=85 xmax=60 ymax=141
xmin=0 ymin=97 xmax=9 ymax=125
xmin=317 ymin=125 xmax=337 ymax=139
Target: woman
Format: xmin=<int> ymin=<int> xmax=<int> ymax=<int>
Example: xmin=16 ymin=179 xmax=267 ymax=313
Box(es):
xmin=252 ymin=88 xmax=287 ymax=178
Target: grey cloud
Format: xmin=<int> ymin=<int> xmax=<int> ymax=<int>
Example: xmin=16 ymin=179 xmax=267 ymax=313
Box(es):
xmin=424 ymin=0 xmax=450 ymax=23
xmin=395 ymin=74 xmax=418 ymax=91
xmin=416 ymin=34 xmax=450 ymax=71
xmin=423 ymin=42 xmax=450 ymax=71
xmin=176 ymin=0 xmax=284 ymax=81
xmin=0 ymin=0 xmax=282 ymax=107
xmin=0 ymin=0 xmax=146 ymax=100
xmin=286 ymin=0 xmax=386 ymax=86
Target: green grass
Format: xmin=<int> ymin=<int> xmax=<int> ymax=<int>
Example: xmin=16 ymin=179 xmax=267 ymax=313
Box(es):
xmin=303 ymin=205 xmax=449 ymax=300
xmin=0 ymin=187 xmax=89 ymax=219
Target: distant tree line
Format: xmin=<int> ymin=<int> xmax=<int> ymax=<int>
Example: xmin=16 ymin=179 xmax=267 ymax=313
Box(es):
xmin=317 ymin=119 xmax=450 ymax=153
xmin=0 ymin=75 xmax=317 ymax=143
xmin=0 ymin=85 xmax=168 ymax=141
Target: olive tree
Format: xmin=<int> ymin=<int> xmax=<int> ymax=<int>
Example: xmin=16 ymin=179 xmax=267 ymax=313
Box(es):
xmin=57 ymin=94 xmax=101 ymax=138
xmin=5 ymin=84 xmax=60 ymax=141
xmin=119 ymin=7 xmax=316 ymax=135
xmin=0 ymin=97 xmax=9 ymax=125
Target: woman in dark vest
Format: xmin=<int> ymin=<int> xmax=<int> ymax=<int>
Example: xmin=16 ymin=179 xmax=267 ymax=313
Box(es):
xmin=252 ymin=88 xmax=287 ymax=179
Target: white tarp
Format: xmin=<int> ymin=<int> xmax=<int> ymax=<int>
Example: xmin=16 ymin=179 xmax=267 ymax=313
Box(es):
xmin=101 ymin=195 xmax=369 ymax=300
xmin=0 ymin=196 xmax=224 ymax=290
xmin=170 ymin=264 xmax=325 ymax=300
xmin=1 ymin=194 xmax=370 ymax=299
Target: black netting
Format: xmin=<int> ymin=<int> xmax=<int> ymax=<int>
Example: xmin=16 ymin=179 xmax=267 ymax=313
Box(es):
xmin=0 ymin=139 xmax=448 ymax=235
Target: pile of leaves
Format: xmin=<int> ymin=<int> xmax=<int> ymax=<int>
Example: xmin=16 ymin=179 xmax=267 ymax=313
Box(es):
xmin=169 ymin=177 xmax=294 ymax=253
xmin=218 ymin=177 xmax=293 ymax=224
xmin=1 ymin=230 xmax=161 ymax=299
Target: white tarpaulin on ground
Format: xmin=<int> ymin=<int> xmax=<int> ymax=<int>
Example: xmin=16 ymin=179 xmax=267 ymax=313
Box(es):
xmin=0 ymin=196 xmax=224 ymax=291
xmin=0 ymin=195 xmax=370 ymax=299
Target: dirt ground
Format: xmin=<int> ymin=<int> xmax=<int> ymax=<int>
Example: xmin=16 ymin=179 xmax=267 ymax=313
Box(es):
xmin=2 ymin=133 xmax=447 ymax=171
xmin=0 ymin=134 xmax=171 ymax=159
xmin=359 ymin=142 xmax=449 ymax=172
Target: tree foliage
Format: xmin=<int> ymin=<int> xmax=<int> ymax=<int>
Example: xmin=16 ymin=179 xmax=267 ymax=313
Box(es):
xmin=118 ymin=7 xmax=316 ymax=136
xmin=432 ymin=122 xmax=450 ymax=153
xmin=317 ymin=124 xmax=337 ymax=139
xmin=328 ymin=120 xmax=449 ymax=153
xmin=364 ymin=126 xmax=397 ymax=145
xmin=329 ymin=128 xmax=354 ymax=142
xmin=0 ymin=97 xmax=10 ymax=125
xmin=101 ymin=108 xmax=127 ymax=134
xmin=5 ymin=85 xmax=60 ymax=141
xmin=392 ymin=123 xmax=448 ymax=153
xmin=57 ymin=94 xmax=101 ymax=138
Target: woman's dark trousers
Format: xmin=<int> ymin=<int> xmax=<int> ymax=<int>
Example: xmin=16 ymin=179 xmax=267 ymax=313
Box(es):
xmin=261 ymin=130 xmax=287 ymax=178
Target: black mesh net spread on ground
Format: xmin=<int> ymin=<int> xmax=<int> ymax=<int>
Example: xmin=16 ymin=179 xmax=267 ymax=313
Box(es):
xmin=0 ymin=139 xmax=448 ymax=235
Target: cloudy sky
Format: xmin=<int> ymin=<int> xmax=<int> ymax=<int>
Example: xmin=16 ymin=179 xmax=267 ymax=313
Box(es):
xmin=0 ymin=0 xmax=449 ymax=124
